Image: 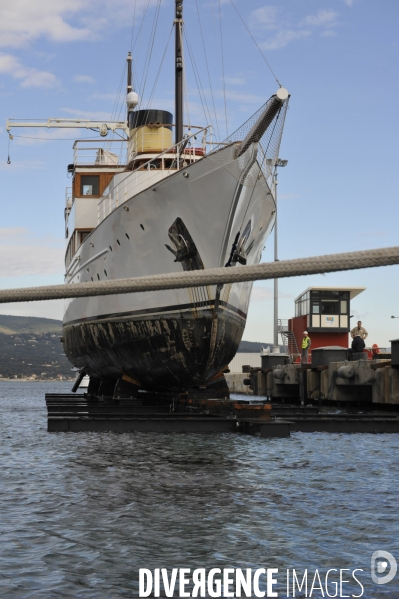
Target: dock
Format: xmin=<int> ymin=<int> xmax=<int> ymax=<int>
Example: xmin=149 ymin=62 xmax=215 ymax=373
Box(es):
xmin=45 ymin=389 xmax=399 ymax=437
xmin=243 ymin=340 xmax=399 ymax=407
xmin=44 ymin=335 xmax=399 ymax=437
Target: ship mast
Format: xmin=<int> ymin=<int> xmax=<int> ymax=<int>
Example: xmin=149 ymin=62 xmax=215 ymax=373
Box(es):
xmin=127 ymin=51 xmax=133 ymax=121
xmin=175 ymin=0 xmax=184 ymax=144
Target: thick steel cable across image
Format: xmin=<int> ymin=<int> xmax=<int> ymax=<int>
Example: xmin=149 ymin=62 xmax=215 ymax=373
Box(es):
xmin=0 ymin=246 xmax=398 ymax=303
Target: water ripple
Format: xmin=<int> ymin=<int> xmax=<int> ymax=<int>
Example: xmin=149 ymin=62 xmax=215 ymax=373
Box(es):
xmin=0 ymin=382 xmax=398 ymax=597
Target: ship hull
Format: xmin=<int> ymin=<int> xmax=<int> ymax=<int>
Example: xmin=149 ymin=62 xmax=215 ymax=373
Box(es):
xmin=63 ymin=144 xmax=275 ymax=390
xmin=63 ymin=301 xmax=246 ymax=390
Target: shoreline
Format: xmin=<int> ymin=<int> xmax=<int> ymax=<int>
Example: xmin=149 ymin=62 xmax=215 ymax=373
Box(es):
xmin=0 ymin=378 xmax=75 ymax=383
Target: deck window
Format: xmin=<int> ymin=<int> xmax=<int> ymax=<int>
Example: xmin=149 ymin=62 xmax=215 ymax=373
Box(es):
xmin=80 ymin=175 xmax=100 ymax=196
xmin=79 ymin=230 xmax=92 ymax=245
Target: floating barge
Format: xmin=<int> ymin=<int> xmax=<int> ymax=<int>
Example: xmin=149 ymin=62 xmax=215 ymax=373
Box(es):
xmin=45 ymin=350 xmax=399 ymax=436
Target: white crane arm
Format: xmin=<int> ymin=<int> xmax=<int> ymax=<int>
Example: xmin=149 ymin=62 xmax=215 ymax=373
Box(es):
xmin=6 ymin=118 xmax=129 ymax=136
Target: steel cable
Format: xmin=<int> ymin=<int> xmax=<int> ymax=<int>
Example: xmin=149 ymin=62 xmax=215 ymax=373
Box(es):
xmin=0 ymin=246 xmax=398 ymax=304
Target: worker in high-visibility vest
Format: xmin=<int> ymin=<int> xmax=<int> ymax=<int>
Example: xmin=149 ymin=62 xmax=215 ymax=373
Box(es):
xmin=301 ymin=331 xmax=311 ymax=364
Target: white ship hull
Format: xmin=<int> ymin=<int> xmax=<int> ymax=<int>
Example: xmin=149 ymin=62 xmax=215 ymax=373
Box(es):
xmin=63 ymin=144 xmax=276 ymax=390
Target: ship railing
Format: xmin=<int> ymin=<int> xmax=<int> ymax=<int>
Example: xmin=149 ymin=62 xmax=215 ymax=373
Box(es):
xmin=97 ymin=126 xmax=212 ymax=224
xmin=73 ymin=139 xmax=128 ymax=166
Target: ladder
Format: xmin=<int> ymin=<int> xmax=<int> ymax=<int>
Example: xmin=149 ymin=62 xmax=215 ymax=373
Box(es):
xmin=278 ymin=319 xmax=300 ymax=361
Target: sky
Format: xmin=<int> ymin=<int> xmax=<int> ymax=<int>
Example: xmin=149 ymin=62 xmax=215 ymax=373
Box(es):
xmin=0 ymin=0 xmax=398 ymax=348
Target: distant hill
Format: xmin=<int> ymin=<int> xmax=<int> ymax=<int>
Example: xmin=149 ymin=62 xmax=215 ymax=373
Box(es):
xmin=0 ymin=314 xmax=72 ymax=380
xmin=0 ymin=314 xmax=282 ymax=379
xmin=238 ymin=340 xmax=285 ymax=353
xmin=0 ymin=314 xmax=62 ymax=335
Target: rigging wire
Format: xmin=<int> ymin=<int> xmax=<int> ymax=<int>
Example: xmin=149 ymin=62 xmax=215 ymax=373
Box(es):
xmin=136 ymin=0 xmax=161 ymax=106
xmin=218 ymin=0 xmax=229 ymax=138
xmin=240 ymin=110 xmax=281 ymax=230
xmin=105 ymin=63 xmax=127 ymax=152
xmin=184 ymin=31 xmax=213 ymax=129
xmin=130 ymin=0 xmax=151 ymax=98
xmin=129 ymin=0 xmax=138 ymax=51
xmin=138 ymin=0 xmax=162 ymax=109
xmin=146 ymin=24 xmax=174 ymax=111
xmin=132 ymin=0 xmax=152 ymax=52
xmin=194 ymin=0 xmax=220 ymax=141
xmin=109 ymin=64 xmax=127 ymax=123
xmin=228 ymin=0 xmax=282 ymax=88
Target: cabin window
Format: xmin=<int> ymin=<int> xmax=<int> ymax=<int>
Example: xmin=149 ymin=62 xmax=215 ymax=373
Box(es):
xmin=80 ymin=175 xmax=100 ymax=196
xmin=78 ymin=230 xmax=92 ymax=245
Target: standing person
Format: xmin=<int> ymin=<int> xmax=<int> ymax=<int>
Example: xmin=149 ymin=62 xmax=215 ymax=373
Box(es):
xmin=301 ymin=331 xmax=311 ymax=364
xmin=350 ymin=320 xmax=368 ymax=340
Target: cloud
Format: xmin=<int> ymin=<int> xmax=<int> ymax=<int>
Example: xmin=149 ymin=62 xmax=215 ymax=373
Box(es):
xmin=0 ymin=53 xmax=59 ymax=88
xmin=59 ymin=107 xmax=114 ymax=120
xmin=224 ymin=77 xmax=246 ymax=86
xmin=301 ymin=9 xmax=338 ymax=28
xmin=262 ymin=29 xmax=311 ymax=51
xmin=0 ymin=0 xmax=92 ymax=48
xmin=320 ymin=30 xmax=337 ymax=38
xmin=342 ymin=0 xmax=355 ymax=5
xmin=0 ymin=228 xmax=63 ymax=277
xmin=0 ymin=227 xmax=28 ymax=239
xmin=74 ymin=75 xmax=95 ymax=84
xmin=221 ymin=90 xmax=264 ymax=104
xmin=252 ymin=6 xmax=340 ymax=51
xmin=249 ymin=6 xmax=281 ymax=30
xmin=0 ymin=0 xmax=157 ymax=49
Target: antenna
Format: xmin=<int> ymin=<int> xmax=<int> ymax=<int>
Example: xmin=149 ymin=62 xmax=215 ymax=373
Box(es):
xmin=175 ymin=0 xmax=183 ymax=144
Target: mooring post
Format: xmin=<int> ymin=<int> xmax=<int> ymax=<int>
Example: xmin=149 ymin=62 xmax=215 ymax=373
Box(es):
xmin=299 ymin=371 xmax=305 ymax=406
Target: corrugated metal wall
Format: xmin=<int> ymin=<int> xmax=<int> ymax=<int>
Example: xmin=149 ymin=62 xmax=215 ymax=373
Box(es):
xmin=228 ymin=352 xmax=261 ymax=373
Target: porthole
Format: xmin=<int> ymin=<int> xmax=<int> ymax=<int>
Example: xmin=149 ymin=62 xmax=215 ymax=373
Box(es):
xmin=91 ymin=277 xmax=93 ymax=281
xmin=117 ymin=239 xmax=121 ymax=245
xmin=109 ymin=246 xmax=113 ymax=251
xmin=97 ymin=274 xmax=100 ymax=280
xmin=125 ymin=233 xmax=130 ymax=239
xmin=140 ymin=224 xmax=145 ymax=231
xmin=104 ymin=269 xmax=107 ymax=276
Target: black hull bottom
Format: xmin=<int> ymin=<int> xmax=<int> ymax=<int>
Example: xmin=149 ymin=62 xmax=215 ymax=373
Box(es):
xmin=63 ymin=307 xmax=245 ymax=391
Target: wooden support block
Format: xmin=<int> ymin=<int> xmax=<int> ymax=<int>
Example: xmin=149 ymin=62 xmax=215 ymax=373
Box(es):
xmin=370 ymin=361 xmax=392 ymax=370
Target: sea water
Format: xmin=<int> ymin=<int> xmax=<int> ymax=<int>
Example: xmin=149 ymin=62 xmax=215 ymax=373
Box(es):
xmin=0 ymin=381 xmax=398 ymax=598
